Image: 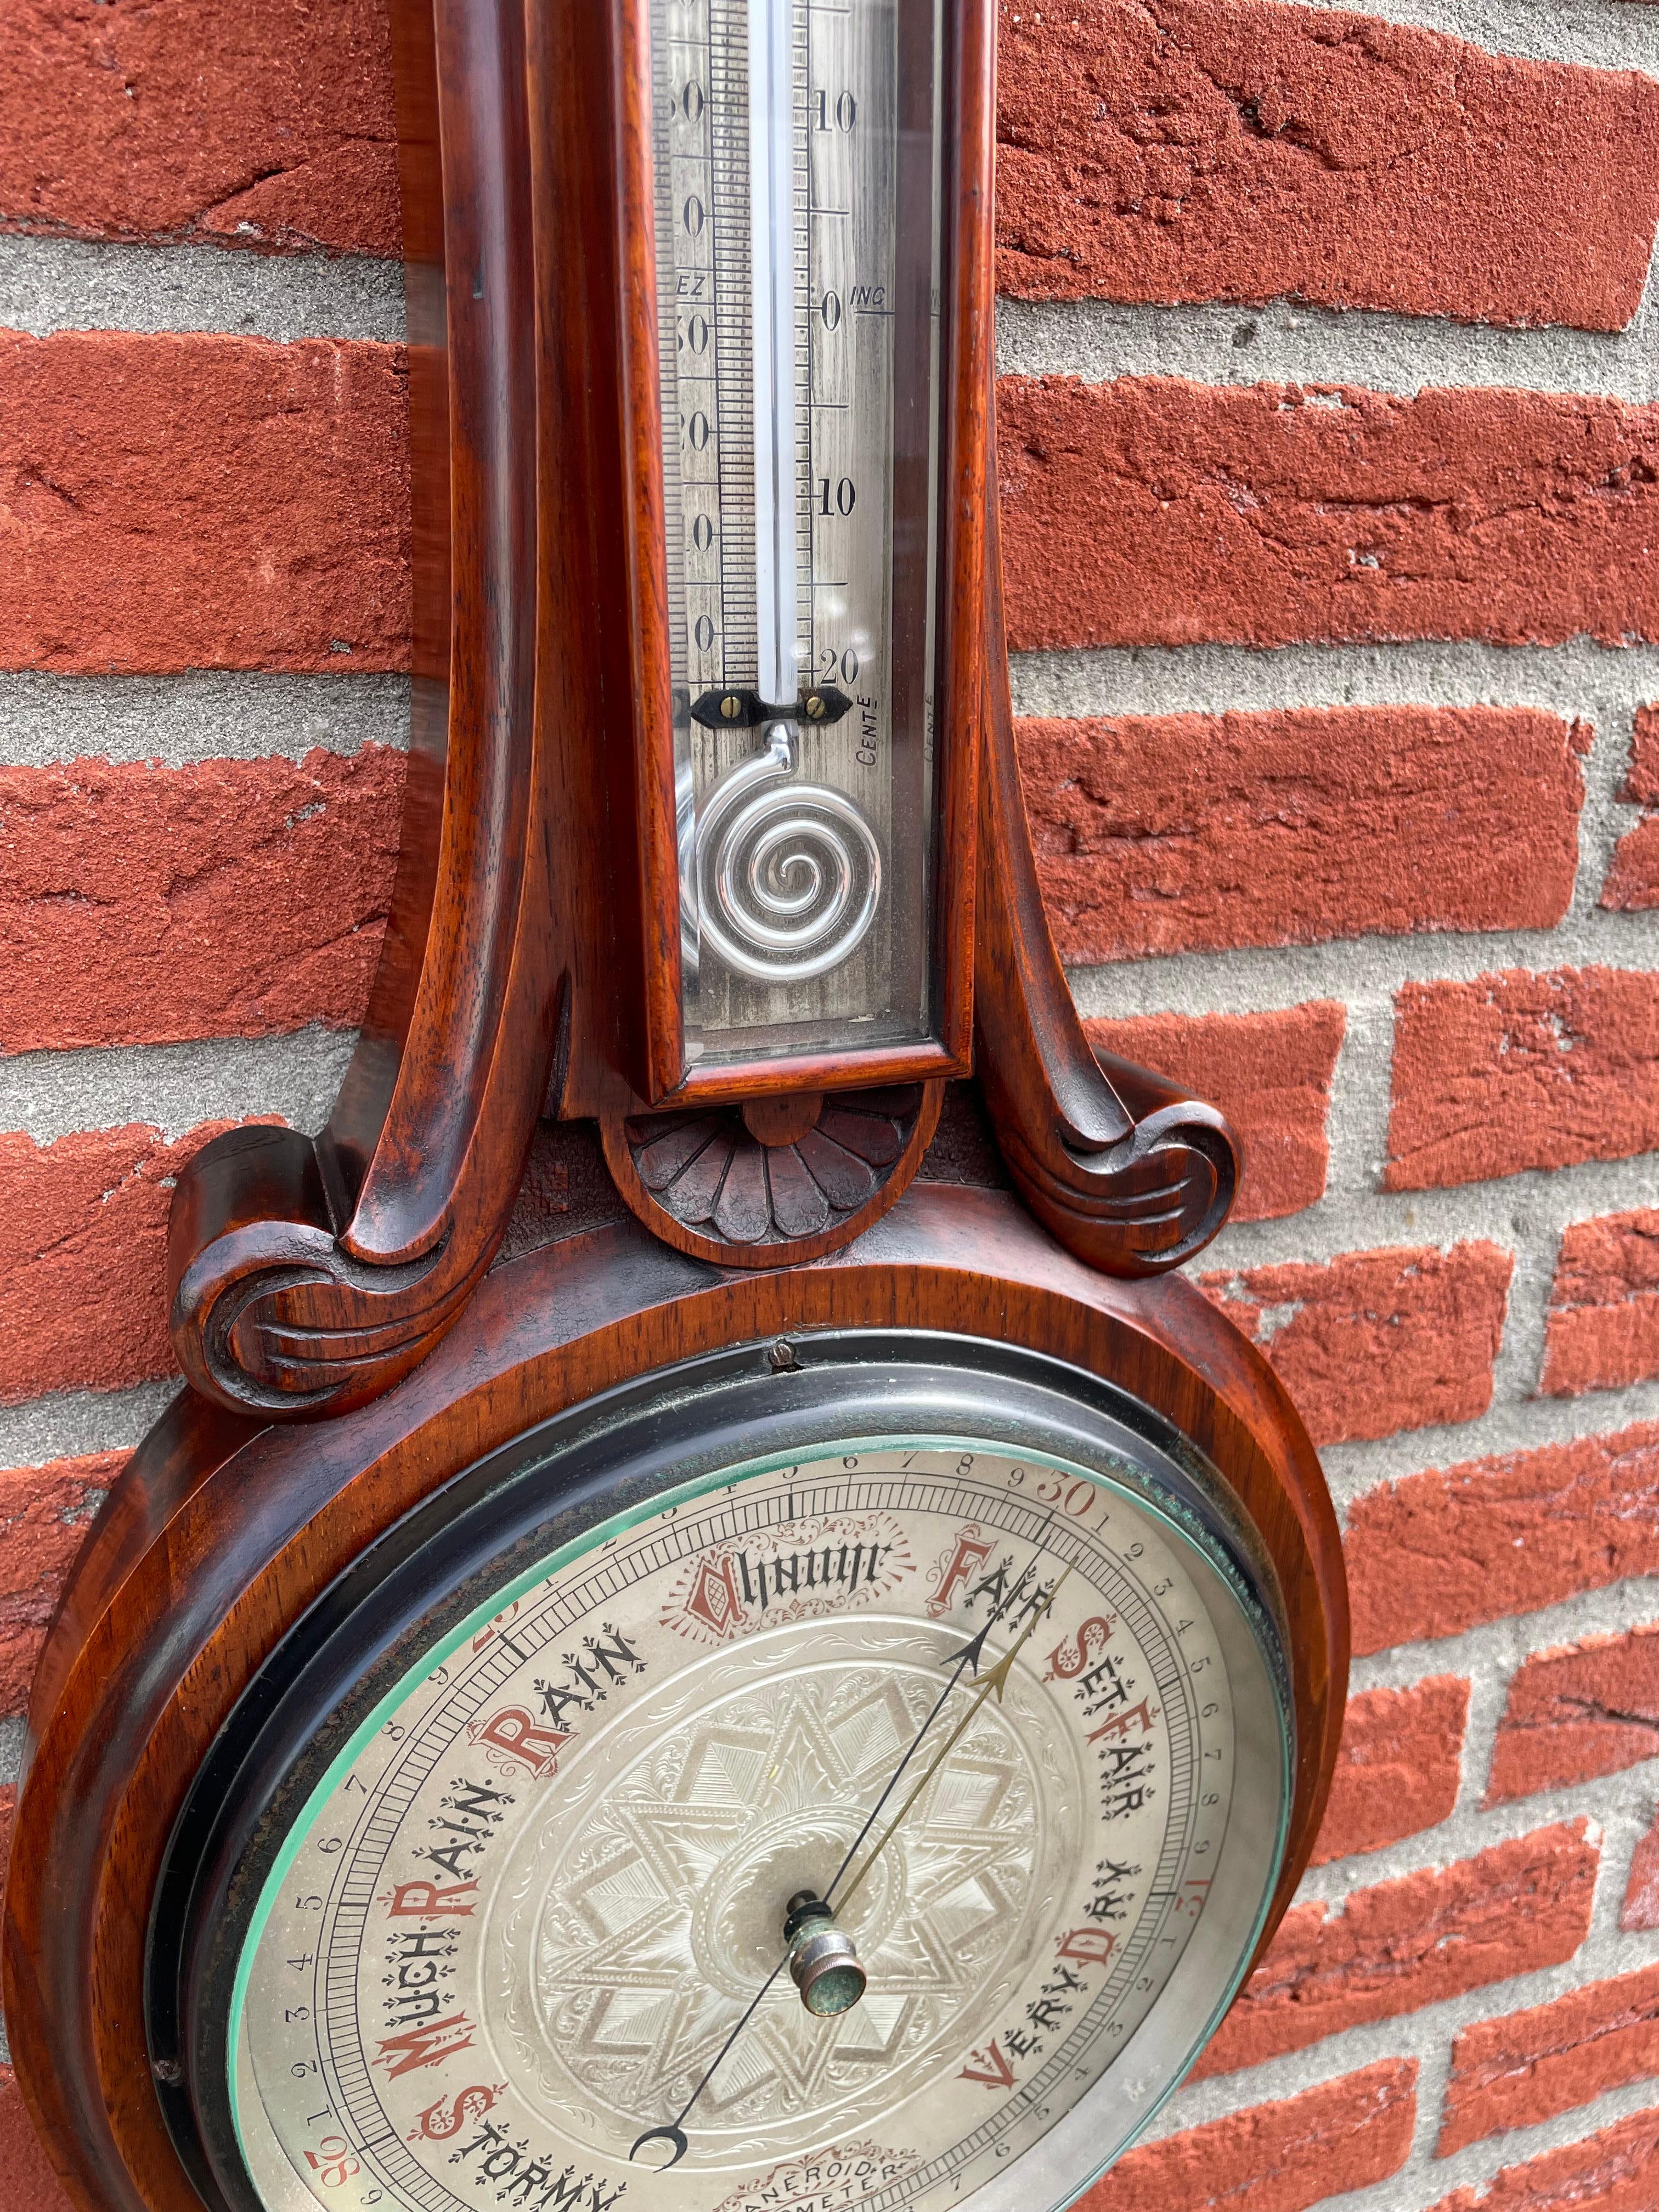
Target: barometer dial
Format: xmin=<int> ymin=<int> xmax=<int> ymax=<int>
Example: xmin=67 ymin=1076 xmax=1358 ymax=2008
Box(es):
xmin=651 ymin=0 xmax=945 ymax=1069
xmin=176 ymin=1367 xmax=1290 ymax=2212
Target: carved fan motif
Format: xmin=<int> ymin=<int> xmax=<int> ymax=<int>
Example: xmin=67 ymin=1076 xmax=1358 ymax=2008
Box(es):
xmin=602 ymin=1086 xmax=941 ymax=1267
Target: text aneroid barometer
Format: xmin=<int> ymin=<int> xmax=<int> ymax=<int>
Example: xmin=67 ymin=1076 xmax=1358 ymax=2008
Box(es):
xmin=1 ymin=5 xmax=1346 ymax=2212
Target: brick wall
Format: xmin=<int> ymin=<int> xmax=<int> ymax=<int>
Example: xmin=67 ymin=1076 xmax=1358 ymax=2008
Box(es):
xmin=4 ymin=4 xmax=1659 ymax=2210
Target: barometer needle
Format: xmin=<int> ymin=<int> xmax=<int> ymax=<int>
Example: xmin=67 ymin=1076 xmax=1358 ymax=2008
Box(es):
xmin=630 ymin=1958 xmax=794 ymax=2172
xmin=830 ymin=1564 xmax=1075 ymax=1919
xmin=821 ymin=1557 xmax=1047 ymax=1903
xmin=630 ymin=1557 xmax=1075 ymax=2170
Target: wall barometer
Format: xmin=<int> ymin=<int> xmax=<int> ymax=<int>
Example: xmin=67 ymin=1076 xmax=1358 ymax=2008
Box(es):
xmin=2 ymin=7 xmax=1347 ymax=2212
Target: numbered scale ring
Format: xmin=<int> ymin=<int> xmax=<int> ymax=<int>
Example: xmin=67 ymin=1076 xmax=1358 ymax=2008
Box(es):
xmin=148 ymin=1338 xmax=1292 ymax=2212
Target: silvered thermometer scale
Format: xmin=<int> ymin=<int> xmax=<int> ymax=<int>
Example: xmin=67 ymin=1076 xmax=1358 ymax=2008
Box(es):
xmin=652 ymin=0 xmax=944 ymax=1073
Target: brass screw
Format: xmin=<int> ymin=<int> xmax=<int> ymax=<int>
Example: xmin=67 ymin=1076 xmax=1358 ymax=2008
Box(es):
xmin=805 ymin=693 xmax=827 ymax=720
xmin=721 ymin=695 xmax=742 ymax=720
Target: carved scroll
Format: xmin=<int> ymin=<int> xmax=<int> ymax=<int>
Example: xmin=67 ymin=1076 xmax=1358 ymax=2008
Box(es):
xmin=168 ymin=2 xmax=560 ymax=1418
xmin=974 ymin=497 xmax=1239 ymax=1274
xmin=165 ymin=0 xmax=1237 ymax=1423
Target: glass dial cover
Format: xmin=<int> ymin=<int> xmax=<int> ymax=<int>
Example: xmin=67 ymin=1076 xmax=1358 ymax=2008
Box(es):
xmin=178 ymin=1357 xmax=1290 ymax=2212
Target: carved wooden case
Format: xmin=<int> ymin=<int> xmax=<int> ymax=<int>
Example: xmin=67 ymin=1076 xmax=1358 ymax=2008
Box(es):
xmin=167 ymin=0 xmax=1241 ymax=1423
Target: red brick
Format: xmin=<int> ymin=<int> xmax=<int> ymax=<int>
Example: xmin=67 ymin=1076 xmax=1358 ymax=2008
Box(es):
xmin=1082 ymin=1005 xmax=1343 ymax=1224
xmin=0 ymin=2068 xmax=73 ymax=2212
xmin=9 ymin=0 xmax=1655 ymax=348
xmin=1603 ymin=706 xmax=1659 ymax=911
xmin=1623 ymin=1807 xmax=1659 ymax=1932
xmin=1486 ymin=1624 xmax=1659 ymax=1805
xmin=1440 ymin=1965 xmax=1659 ymax=2158
xmin=0 ymin=0 xmax=397 ymax=257
xmin=19 ymin=350 xmax=1659 ymax=686
xmin=1193 ymin=1821 xmax=1597 ymax=2078
xmin=1386 ymin=969 xmax=1659 ymax=1192
xmin=1312 ymin=1677 xmax=1469 ymax=1868
xmin=997 ymin=2 xmax=1659 ymax=333
xmin=1019 ymin=706 xmax=1585 ymax=962
xmin=0 ymin=748 xmax=402 ymax=1052
xmin=0 ymin=331 xmax=409 ymax=674
xmin=0 ymin=1780 xmax=12 ymax=1915
xmin=1200 ymin=1243 xmax=1511 ymax=1448
xmin=1346 ymin=1423 xmax=1659 ymax=1656
xmin=0 ymin=1453 xmax=121 ymax=1717
xmin=1426 ymin=2106 xmax=1659 ymax=2212
xmin=997 ymin=376 xmax=1659 ymax=653
xmin=0 ymin=1124 xmax=267 ymax=1401
xmin=15 ymin=0 xmax=1654 ymax=331
xmin=1076 ymin=2060 xmax=1417 ymax=2212
xmin=1623 ymin=706 xmax=1659 ymax=812
xmin=1543 ymin=1211 xmax=1659 ymax=1398
xmin=1603 ymin=817 xmax=1659 ymax=910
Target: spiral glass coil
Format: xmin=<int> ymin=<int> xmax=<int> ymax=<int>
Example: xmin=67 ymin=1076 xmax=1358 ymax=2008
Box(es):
xmin=693 ymin=726 xmax=883 ymax=985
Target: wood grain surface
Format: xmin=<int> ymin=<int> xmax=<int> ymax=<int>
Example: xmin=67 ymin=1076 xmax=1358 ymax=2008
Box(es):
xmin=166 ymin=0 xmax=558 ymax=1420
xmin=974 ymin=487 xmax=1242 ymax=1272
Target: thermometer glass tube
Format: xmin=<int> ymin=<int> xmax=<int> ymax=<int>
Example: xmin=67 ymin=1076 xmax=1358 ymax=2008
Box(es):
xmin=650 ymin=0 xmax=945 ymax=1072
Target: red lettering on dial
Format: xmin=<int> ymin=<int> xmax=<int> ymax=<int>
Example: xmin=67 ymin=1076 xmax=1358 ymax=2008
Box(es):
xmin=1086 ymin=1697 xmax=1158 ymax=1746
xmin=1044 ymin=1615 xmax=1114 ymax=1683
xmin=959 ymin=2039 xmax=1015 ymax=2090
xmin=372 ymin=2012 xmax=478 ymax=2080
xmin=471 ymin=1600 xmax=522 ymax=1654
xmin=409 ymin=2083 xmax=507 ymax=2142
xmin=303 ymin=2138 xmax=360 ymax=2188
xmin=928 ymin=1527 xmax=993 ymax=1618
xmin=467 ymin=1707 xmax=569 ymax=1779
xmin=1055 ymin=1926 xmax=1116 ymax=1968
xmin=685 ymin=1554 xmax=744 ymax=1637
xmin=379 ymin=1877 xmax=479 ymax=1920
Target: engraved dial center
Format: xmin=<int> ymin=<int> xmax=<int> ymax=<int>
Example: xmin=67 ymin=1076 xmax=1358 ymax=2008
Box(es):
xmin=503 ymin=1633 xmax=1057 ymax=2144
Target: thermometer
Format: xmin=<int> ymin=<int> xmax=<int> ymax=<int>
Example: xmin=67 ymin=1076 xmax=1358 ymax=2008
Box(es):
xmin=650 ymin=0 xmax=946 ymax=1073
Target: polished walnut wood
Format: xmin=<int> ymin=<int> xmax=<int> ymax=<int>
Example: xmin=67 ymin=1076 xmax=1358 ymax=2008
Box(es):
xmin=167 ymin=0 xmax=558 ymax=1420
xmin=974 ymin=492 xmax=1240 ymax=1272
xmin=5 ymin=1180 xmax=1347 ymax=2212
xmin=20 ymin=5 xmax=1351 ymax=2198
xmin=742 ymin=1091 xmax=827 ymax=1147
xmin=165 ymin=0 xmax=1245 ymax=1404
